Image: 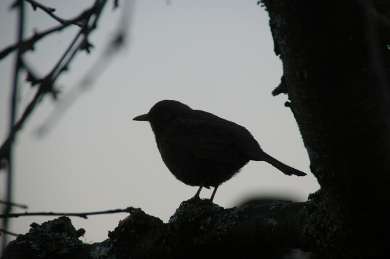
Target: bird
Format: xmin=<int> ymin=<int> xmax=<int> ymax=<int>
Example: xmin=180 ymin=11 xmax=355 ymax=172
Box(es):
xmin=133 ymin=100 xmax=306 ymax=201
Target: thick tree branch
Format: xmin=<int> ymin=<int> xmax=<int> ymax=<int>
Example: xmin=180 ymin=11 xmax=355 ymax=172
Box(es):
xmin=1 ymin=198 xmax=311 ymax=259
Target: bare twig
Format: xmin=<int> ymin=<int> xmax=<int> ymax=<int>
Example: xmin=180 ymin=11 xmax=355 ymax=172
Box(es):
xmin=26 ymin=0 xmax=81 ymax=26
xmin=0 ymin=86 xmax=43 ymax=164
xmin=0 ymin=1 xmax=115 ymax=250
xmin=0 ymin=207 xmax=137 ymax=219
xmin=0 ymin=228 xmax=20 ymax=237
xmin=0 ymin=4 xmax=94 ymax=61
xmin=36 ymin=0 xmax=134 ymax=135
xmin=0 ymin=200 xmax=28 ymax=210
xmin=48 ymin=29 xmax=84 ymax=80
xmin=113 ymin=0 xmax=120 ymax=9
xmin=0 ymin=23 xmax=68 ymax=60
xmin=1 ymin=2 xmax=116 ymax=250
xmin=2 ymin=0 xmax=25 ymax=250
xmin=0 ymin=0 xmax=111 ymax=163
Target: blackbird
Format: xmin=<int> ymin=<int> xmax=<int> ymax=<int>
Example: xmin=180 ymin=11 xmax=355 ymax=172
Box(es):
xmin=133 ymin=100 xmax=306 ymax=201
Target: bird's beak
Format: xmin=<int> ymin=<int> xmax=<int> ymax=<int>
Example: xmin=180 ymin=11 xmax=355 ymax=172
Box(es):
xmin=133 ymin=113 xmax=150 ymax=121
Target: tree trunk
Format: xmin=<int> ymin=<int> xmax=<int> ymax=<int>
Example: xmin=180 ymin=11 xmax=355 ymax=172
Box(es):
xmin=262 ymin=0 xmax=390 ymax=257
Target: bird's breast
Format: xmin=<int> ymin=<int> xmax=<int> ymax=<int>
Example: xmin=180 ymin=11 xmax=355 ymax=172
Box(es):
xmin=154 ymin=127 xmax=249 ymax=187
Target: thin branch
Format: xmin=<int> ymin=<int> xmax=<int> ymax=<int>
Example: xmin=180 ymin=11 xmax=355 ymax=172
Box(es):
xmin=0 ymin=207 xmax=137 ymax=219
xmin=0 ymin=30 xmax=82 ymax=160
xmin=0 ymin=4 xmax=94 ymax=61
xmin=2 ymin=0 xmax=25 ymax=251
xmin=114 ymin=0 xmax=120 ymax=9
xmin=0 ymin=0 xmax=110 ymax=162
xmin=0 ymin=4 xmax=114 ymax=253
xmin=0 ymin=229 xmax=20 ymax=237
xmin=36 ymin=0 xmax=134 ymax=135
xmin=48 ymin=29 xmax=84 ymax=80
xmin=26 ymin=0 xmax=82 ymax=26
xmin=0 ymin=23 xmax=69 ymax=60
xmin=0 ymin=87 xmax=43 ymax=162
xmin=0 ymin=200 xmax=28 ymax=210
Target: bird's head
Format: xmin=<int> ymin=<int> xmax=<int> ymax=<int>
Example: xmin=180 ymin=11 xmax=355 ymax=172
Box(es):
xmin=133 ymin=100 xmax=192 ymax=132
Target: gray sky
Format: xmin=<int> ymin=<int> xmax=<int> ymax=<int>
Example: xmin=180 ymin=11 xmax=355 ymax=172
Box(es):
xmin=0 ymin=0 xmax=319 ymax=243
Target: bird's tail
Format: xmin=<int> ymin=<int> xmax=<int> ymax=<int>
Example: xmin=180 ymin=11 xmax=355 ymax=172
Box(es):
xmin=262 ymin=152 xmax=306 ymax=176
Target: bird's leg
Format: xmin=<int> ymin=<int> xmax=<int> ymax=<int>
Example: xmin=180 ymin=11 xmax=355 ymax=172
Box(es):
xmin=210 ymin=186 xmax=219 ymax=201
xmin=193 ymin=186 xmax=203 ymax=199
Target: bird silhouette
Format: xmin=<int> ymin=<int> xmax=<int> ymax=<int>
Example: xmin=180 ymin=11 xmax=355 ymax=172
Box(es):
xmin=133 ymin=100 xmax=306 ymax=201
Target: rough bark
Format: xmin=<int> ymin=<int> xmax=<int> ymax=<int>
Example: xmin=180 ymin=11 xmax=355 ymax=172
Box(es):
xmin=2 ymin=198 xmax=310 ymax=259
xmin=262 ymin=0 xmax=390 ymax=258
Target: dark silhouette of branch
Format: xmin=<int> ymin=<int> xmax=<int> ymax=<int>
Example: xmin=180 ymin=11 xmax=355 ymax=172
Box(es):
xmin=0 ymin=200 xmax=28 ymax=210
xmin=113 ymin=0 xmax=119 ymax=9
xmin=48 ymin=29 xmax=84 ymax=80
xmin=1 ymin=0 xmax=115 ymax=250
xmin=25 ymin=0 xmax=82 ymax=26
xmin=0 ymin=86 xmax=43 ymax=165
xmin=0 ymin=207 xmax=136 ymax=219
xmin=2 ymin=0 xmax=26 ymax=251
xmin=0 ymin=229 xmax=20 ymax=237
xmin=272 ymin=75 xmax=287 ymax=96
xmin=0 ymin=23 xmax=68 ymax=60
xmin=36 ymin=0 xmax=134 ymax=136
xmin=0 ymin=2 xmax=95 ymax=61
xmin=0 ymin=0 xmax=110 ymax=163
xmin=1 ymin=199 xmax=309 ymax=259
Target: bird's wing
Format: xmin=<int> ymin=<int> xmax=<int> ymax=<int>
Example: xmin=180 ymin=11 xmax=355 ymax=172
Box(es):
xmin=173 ymin=110 xmax=264 ymax=161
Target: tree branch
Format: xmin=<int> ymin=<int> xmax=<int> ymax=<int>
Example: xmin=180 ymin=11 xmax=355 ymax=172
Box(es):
xmin=25 ymin=0 xmax=82 ymax=26
xmin=0 ymin=200 xmax=28 ymax=210
xmin=0 ymin=0 xmax=110 ymax=163
xmin=0 ymin=2 xmax=95 ymax=61
xmin=0 ymin=229 xmax=20 ymax=237
xmin=1 ymin=199 xmax=311 ymax=259
xmin=2 ymin=0 xmax=25 ymax=251
xmin=36 ymin=0 xmax=133 ymax=135
xmin=1 ymin=2 xmax=111 ymax=249
xmin=0 ymin=207 xmax=136 ymax=219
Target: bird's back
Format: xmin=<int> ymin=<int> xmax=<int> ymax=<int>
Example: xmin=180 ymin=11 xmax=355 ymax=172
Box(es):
xmin=154 ymin=109 xmax=265 ymax=187
xmin=192 ymin=110 xmax=265 ymax=159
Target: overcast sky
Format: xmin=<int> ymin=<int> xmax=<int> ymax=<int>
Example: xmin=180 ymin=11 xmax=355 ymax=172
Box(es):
xmin=0 ymin=0 xmax=319 ymax=243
